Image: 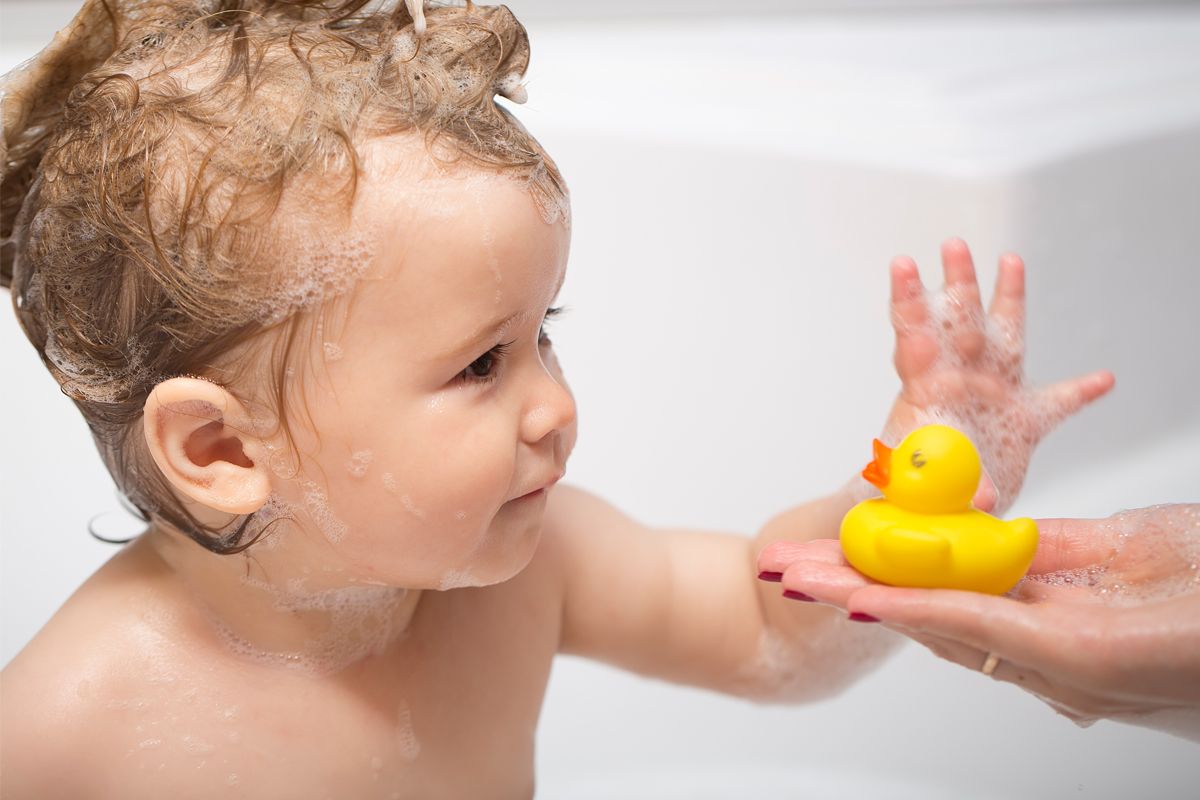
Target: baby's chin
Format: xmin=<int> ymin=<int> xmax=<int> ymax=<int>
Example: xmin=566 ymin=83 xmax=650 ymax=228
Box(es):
xmin=432 ymin=513 xmax=545 ymax=590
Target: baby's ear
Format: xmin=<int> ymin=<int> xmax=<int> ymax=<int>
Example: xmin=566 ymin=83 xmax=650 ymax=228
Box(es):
xmin=142 ymin=377 xmax=271 ymax=515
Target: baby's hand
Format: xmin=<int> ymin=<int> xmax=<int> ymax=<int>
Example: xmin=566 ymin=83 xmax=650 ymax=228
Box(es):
xmin=881 ymin=239 xmax=1113 ymax=513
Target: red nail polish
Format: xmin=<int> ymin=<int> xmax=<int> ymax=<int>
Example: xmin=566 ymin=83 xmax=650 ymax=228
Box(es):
xmin=783 ymin=590 xmax=815 ymax=602
xmin=758 ymin=571 xmax=783 ymax=582
xmin=848 ymin=612 xmax=880 ymax=623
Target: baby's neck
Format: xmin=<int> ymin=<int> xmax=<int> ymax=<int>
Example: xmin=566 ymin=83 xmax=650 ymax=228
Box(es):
xmin=141 ymin=524 xmax=423 ymax=675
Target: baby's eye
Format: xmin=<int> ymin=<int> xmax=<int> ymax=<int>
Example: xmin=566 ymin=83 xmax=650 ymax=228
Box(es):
xmin=465 ymin=352 xmax=497 ymax=379
xmin=458 ymin=341 xmax=512 ymax=384
xmin=911 ymin=450 xmax=927 ymax=468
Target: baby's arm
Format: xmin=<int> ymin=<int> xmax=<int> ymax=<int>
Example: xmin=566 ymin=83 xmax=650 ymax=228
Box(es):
xmin=544 ymin=483 xmax=881 ymax=701
xmin=547 ymin=240 xmax=1113 ymax=701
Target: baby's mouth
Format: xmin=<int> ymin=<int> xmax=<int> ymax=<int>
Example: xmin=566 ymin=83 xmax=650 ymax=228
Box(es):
xmin=511 ymin=471 xmax=564 ymax=502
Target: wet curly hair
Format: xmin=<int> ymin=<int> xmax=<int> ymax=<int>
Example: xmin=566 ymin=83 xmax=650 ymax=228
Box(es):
xmin=0 ymin=0 xmax=567 ymax=553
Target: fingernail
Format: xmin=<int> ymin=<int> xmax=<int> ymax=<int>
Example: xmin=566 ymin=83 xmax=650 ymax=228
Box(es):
xmin=783 ymin=590 xmax=815 ymax=602
xmin=757 ymin=571 xmax=783 ymax=582
xmin=848 ymin=612 xmax=880 ymax=623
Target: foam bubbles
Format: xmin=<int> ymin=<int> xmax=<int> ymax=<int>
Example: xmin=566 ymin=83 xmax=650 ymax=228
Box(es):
xmin=322 ymin=341 xmax=344 ymax=361
xmin=251 ymin=235 xmax=374 ymax=327
xmin=241 ymin=494 xmax=294 ymax=549
xmin=732 ymin=614 xmax=901 ymax=702
xmin=436 ymin=569 xmax=476 ymax=590
xmin=399 ymin=493 xmax=427 ymax=520
xmin=881 ymin=282 xmax=1078 ymax=515
xmin=494 ymin=72 xmax=527 ymax=104
xmin=181 ymin=735 xmax=217 ymax=756
xmin=392 ymin=30 xmax=418 ymax=62
xmin=395 ymin=700 xmax=421 ymax=760
xmin=347 ymin=449 xmax=373 ymax=478
xmin=43 ymin=322 xmax=155 ymax=404
xmin=300 ymin=480 xmax=349 ymax=543
xmin=266 ymin=445 xmax=298 ymax=480
xmin=213 ymin=583 xmax=410 ymax=675
xmin=1022 ymin=504 xmax=1200 ymax=606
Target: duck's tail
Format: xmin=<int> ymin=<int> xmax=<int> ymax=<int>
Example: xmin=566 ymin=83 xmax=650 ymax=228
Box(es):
xmin=1005 ymin=517 xmax=1040 ymax=566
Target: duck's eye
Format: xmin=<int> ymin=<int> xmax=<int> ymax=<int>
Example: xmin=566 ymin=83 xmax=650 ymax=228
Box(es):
xmin=911 ymin=450 xmax=927 ymax=468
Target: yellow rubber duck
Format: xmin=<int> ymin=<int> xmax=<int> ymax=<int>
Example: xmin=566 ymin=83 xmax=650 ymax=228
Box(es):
xmin=840 ymin=424 xmax=1038 ymax=595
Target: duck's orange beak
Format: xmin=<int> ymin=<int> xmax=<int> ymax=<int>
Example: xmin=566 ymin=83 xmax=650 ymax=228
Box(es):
xmin=862 ymin=439 xmax=891 ymax=489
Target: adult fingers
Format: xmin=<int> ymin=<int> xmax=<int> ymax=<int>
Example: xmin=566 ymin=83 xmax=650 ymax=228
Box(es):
xmin=779 ymin=558 xmax=875 ymax=609
xmin=1027 ymin=517 xmax=1120 ymax=574
xmin=846 ymin=584 xmax=1056 ymax=668
xmin=1008 ymin=577 xmax=1103 ymax=605
xmin=757 ymin=538 xmax=844 ymax=577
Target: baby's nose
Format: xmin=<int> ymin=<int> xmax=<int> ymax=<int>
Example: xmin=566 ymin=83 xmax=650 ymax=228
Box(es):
xmin=521 ymin=368 xmax=576 ymax=444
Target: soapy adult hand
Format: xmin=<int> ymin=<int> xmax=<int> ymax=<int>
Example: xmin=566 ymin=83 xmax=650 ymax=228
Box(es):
xmin=880 ymin=239 xmax=1114 ymax=513
xmin=759 ymin=505 xmax=1200 ymax=742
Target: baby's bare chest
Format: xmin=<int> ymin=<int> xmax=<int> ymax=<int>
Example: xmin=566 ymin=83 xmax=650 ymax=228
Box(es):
xmin=97 ymin=591 xmax=558 ymax=799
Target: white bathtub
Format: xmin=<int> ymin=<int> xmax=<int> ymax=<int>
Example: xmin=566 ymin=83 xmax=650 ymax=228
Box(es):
xmin=519 ymin=5 xmax=1200 ymax=798
xmin=3 ymin=2 xmax=1200 ymax=798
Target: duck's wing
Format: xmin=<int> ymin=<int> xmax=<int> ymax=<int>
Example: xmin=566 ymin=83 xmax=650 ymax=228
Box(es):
xmin=875 ymin=525 xmax=952 ymax=570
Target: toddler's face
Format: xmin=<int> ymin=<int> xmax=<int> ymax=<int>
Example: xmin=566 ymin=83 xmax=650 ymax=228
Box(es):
xmin=269 ymin=153 xmax=575 ymax=590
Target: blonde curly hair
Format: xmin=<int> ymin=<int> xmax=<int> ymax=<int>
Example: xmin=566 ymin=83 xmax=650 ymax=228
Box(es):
xmin=0 ymin=0 xmax=567 ymax=553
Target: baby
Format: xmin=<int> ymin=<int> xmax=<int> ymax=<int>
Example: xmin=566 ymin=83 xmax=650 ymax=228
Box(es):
xmin=0 ymin=1 xmax=1114 ymax=797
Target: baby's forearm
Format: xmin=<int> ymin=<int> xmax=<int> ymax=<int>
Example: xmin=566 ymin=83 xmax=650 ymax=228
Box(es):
xmin=736 ymin=482 xmax=901 ymax=702
xmin=751 ymin=478 xmax=858 ymax=640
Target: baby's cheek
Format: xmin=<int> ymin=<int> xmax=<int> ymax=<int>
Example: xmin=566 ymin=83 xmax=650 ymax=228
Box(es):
xmin=560 ymin=417 xmax=579 ymax=463
xmin=546 ymin=358 xmax=578 ymax=459
xmin=394 ymin=412 xmax=514 ymax=520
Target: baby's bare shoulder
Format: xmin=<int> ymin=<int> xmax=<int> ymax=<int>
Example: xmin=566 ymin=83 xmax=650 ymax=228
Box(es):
xmin=1 ymin=543 xmax=205 ymax=796
xmin=7 ymin=540 xmax=181 ymax=678
xmin=2 ymin=638 xmax=115 ymax=799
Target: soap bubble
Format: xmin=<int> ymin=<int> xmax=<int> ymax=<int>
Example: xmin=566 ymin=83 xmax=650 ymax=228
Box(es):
xmin=300 ymin=480 xmax=349 ymax=543
xmin=1022 ymin=504 xmax=1200 ymax=606
xmin=322 ymin=342 xmax=345 ymax=362
xmin=213 ymin=581 xmax=410 ymax=675
xmin=881 ymin=280 xmax=1084 ymax=515
xmin=731 ymin=622 xmax=900 ymax=703
xmin=347 ymin=450 xmax=373 ymax=478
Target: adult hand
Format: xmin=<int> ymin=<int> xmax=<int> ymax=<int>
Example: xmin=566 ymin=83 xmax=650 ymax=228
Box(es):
xmin=758 ymin=504 xmax=1200 ymax=741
